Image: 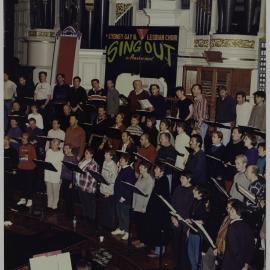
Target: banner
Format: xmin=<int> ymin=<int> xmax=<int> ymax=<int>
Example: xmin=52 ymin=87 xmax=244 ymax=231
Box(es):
xmin=105 ymin=26 xmax=179 ymax=96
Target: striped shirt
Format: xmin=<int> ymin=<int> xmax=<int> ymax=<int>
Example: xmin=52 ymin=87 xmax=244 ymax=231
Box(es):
xmin=193 ymin=95 xmax=209 ymax=126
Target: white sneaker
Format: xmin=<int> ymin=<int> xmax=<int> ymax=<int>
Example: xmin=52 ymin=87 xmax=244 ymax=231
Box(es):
xmin=121 ymin=232 xmax=129 ymax=241
xmin=111 ymin=228 xmax=125 ymax=235
xmin=17 ymin=198 xmax=26 ymax=205
xmin=26 ymin=199 xmax=33 ymax=207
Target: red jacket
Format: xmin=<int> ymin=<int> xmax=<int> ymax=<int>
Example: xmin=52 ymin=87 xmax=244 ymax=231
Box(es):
xmin=18 ymin=144 xmax=36 ymax=170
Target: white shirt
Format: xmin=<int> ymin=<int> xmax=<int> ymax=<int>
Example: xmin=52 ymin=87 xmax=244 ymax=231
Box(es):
xmin=45 ymin=129 xmax=66 ymax=151
xmin=100 ymin=160 xmax=118 ymax=196
xmin=4 ymin=80 xmax=17 ymax=100
xmin=121 ymin=143 xmax=129 ymax=152
xmin=175 ymin=132 xmax=190 ymax=169
xmin=34 ymin=82 xmax=52 ymax=100
xmin=236 ymin=102 xmax=252 ymax=126
xmin=44 ymin=149 xmax=64 ymax=184
xmin=28 ymin=113 xmax=44 ymax=129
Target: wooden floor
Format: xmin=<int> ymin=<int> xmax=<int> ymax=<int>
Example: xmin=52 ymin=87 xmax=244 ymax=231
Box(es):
xmin=4 ymin=200 xmax=175 ymax=270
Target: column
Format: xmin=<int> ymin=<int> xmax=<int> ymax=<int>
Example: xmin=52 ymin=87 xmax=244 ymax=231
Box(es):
xmin=258 ymin=0 xmax=265 ymax=36
xmin=209 ymin=0 xmax=218 ymax=34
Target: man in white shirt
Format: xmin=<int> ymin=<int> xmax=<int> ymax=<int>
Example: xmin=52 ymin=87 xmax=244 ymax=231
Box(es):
xmin=34 ymin=71 xmax=52 ymax=109
xmin=45 ymin=119 xmax=66 ymax=150
xmin=4 ymin=72 xmax=17 ymax=130
xmin=235 ymin=91 xmax=252 ymax=127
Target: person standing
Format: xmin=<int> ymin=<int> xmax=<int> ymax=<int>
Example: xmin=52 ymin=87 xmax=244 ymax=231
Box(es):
xmin=44 ymin=139 xmax=64 ymax=210
xmin=112 ymin=153 xmax=136 ymax=240
xmin=106 ymin=80 xmax=120 ymax=118
xmin=128 ymin=80 xmax=150 ymax=114
xmin=4 ymin=72 xmax=17 ymax=130
xmin=76 ymin=147 xmax=99 ymax=223
xmin=175 ymin=86 xmax=193 ymax=123
xmin=248 ymin=91 xmax=266 ymax=132
xmin=215 ymin=86 xmax=236 ymax=146
xmin=17 ymin=133 xmax=37 ymax=207
xmin=185 ymin=134 xmax=207 ymax=186
xmin=191 ymin=84 xmax=209 ymax=141
xmin=64 ymin=114 xmax=86 ymax=161
xmin=221 ymin=199 xmax=254 ymax=270
xmin=34 ymin=71 xmax=51 ymax=110
xmin=235 ymin=91 xmax=252 ymax=127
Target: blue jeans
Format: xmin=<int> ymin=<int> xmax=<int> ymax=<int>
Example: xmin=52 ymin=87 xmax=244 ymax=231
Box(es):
xmin=116 ymin=202 xmax=130 ymax=232
xmin=188 ymin=233 xmax=201 ymax=270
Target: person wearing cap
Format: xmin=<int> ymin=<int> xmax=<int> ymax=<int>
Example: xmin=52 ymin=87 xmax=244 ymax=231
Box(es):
xmin=248 ymin=91 xmax=266 ymax=132
xmin=215 ymin=86 xmax=236 ymax=146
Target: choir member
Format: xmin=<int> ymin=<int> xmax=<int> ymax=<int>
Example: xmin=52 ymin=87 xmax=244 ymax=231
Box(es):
xmin=134 ymin=133 xmax=157 ymax=175
xmin=145 ymin=164 xmax=170 ymax=257
xmin=17 ymin=132 xmax=37 ymax=207
xmin=112 ymin=153 xmax=136 ymax=240
xmin=34 ymin=71 xmax=51 ymax=109
xmin=235 ymin=91 xmax=252 ymax=127
xmin=4 ymin=136 xmax=19 ymax=204
xmin=156 ymin=132 xmax=177 ymax=194
xmin=185 ymin=134 xmax=207 ymax=186
xmin=128 ymin=80 xmax=149 ymax=114
xmin=76 ymin=147 xmax=99 ymax=223
xmin=187 ymin=186 xmax=209 ymax=270
xmin=191 ymin=84 xmax=209 ymax=140
xmin=224 ymin=127 xmax=245 ymax=191
xmin=248 ymin=91 xmax=266 ymax=132
xmin=175 ymin=122 xmax=190 ymax=169
xmin=171 ymin=171 xmax=194 ymax=270
xmin=148 ymin=84 xmax=166 ymax=126
xmin=69 ymin=76 xmax=87 ymax=120
xmin=99 ymin=150 xmax=118 ymax=230
xmin=132 ymin=163 xmax=154 ymax=248
xmin=221 ymin=199 xmax=254 ymax=270
xmin=44 ymin=139 xmax=64 ymax=210
xmin=175 ymin=86 xmax=193 ymax=123
xmin=28 ymin=104 xmax=44 ymax=130
xmin=157 ymin=119 xmax=175 ymax=147
xmin=52 ymin=74 xmax=70 ymax=105
xmin=7 ymin=118 xmax=22 ymax=151
xmin=126 ymin=114 xmax=144 ymax=140
xmin=106 ymin=79 xmax=119 ymax=118
xmin=16 ymin=75 xmax=35 ymax=113
xmin=205 ymin=131 xmax=225 ymax=180
xmin=64 ymin=114 xmax=86 ymax=160
xmin=256 ymin=143 xmax=266 ymax=175
xmin=142 ymin=116 xmax=158 ymax=147
xmin=120 ymin=131 xmax=137 ymax=156
xmin=230 ymin=154 xmax=249 ymax=202
xmin=60 ymin=144 xmax=78 ymax=216
xmin=243 ymin=134 xmax=259 ymax=165
xmin=45 ymin=119 xmax=66 ymax=151
xmin=215 ymin=86 xmax=236 ymax=146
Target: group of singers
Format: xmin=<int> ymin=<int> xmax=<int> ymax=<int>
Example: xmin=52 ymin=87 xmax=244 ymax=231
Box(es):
xmin=4 ymin=70 xmax=266 ymax=270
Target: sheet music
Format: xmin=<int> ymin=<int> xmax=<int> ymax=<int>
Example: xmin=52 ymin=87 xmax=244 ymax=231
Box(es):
xmin=121 ymin=181 xmax=147 ymax=196
xmin=236 ymin=184 xmax=256 ymax=204
xmin=191 ymin=219 xmax=216 ymax=249
xmin=30 ymin=252 xmax=72 ymax=270
xmin=157 ymin=195 xmax=198 ymax=232
xmin=210 ymin=178 xmax=230 ymax=198
xmin=138 ymin=99 xmax=153 ymax=109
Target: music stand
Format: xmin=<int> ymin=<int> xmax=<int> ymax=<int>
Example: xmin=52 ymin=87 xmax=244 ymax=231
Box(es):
xmin=105 ymin=127 xmax=122 ymax=140
xmin=204 ymin=120 xmax=231 ymax=130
